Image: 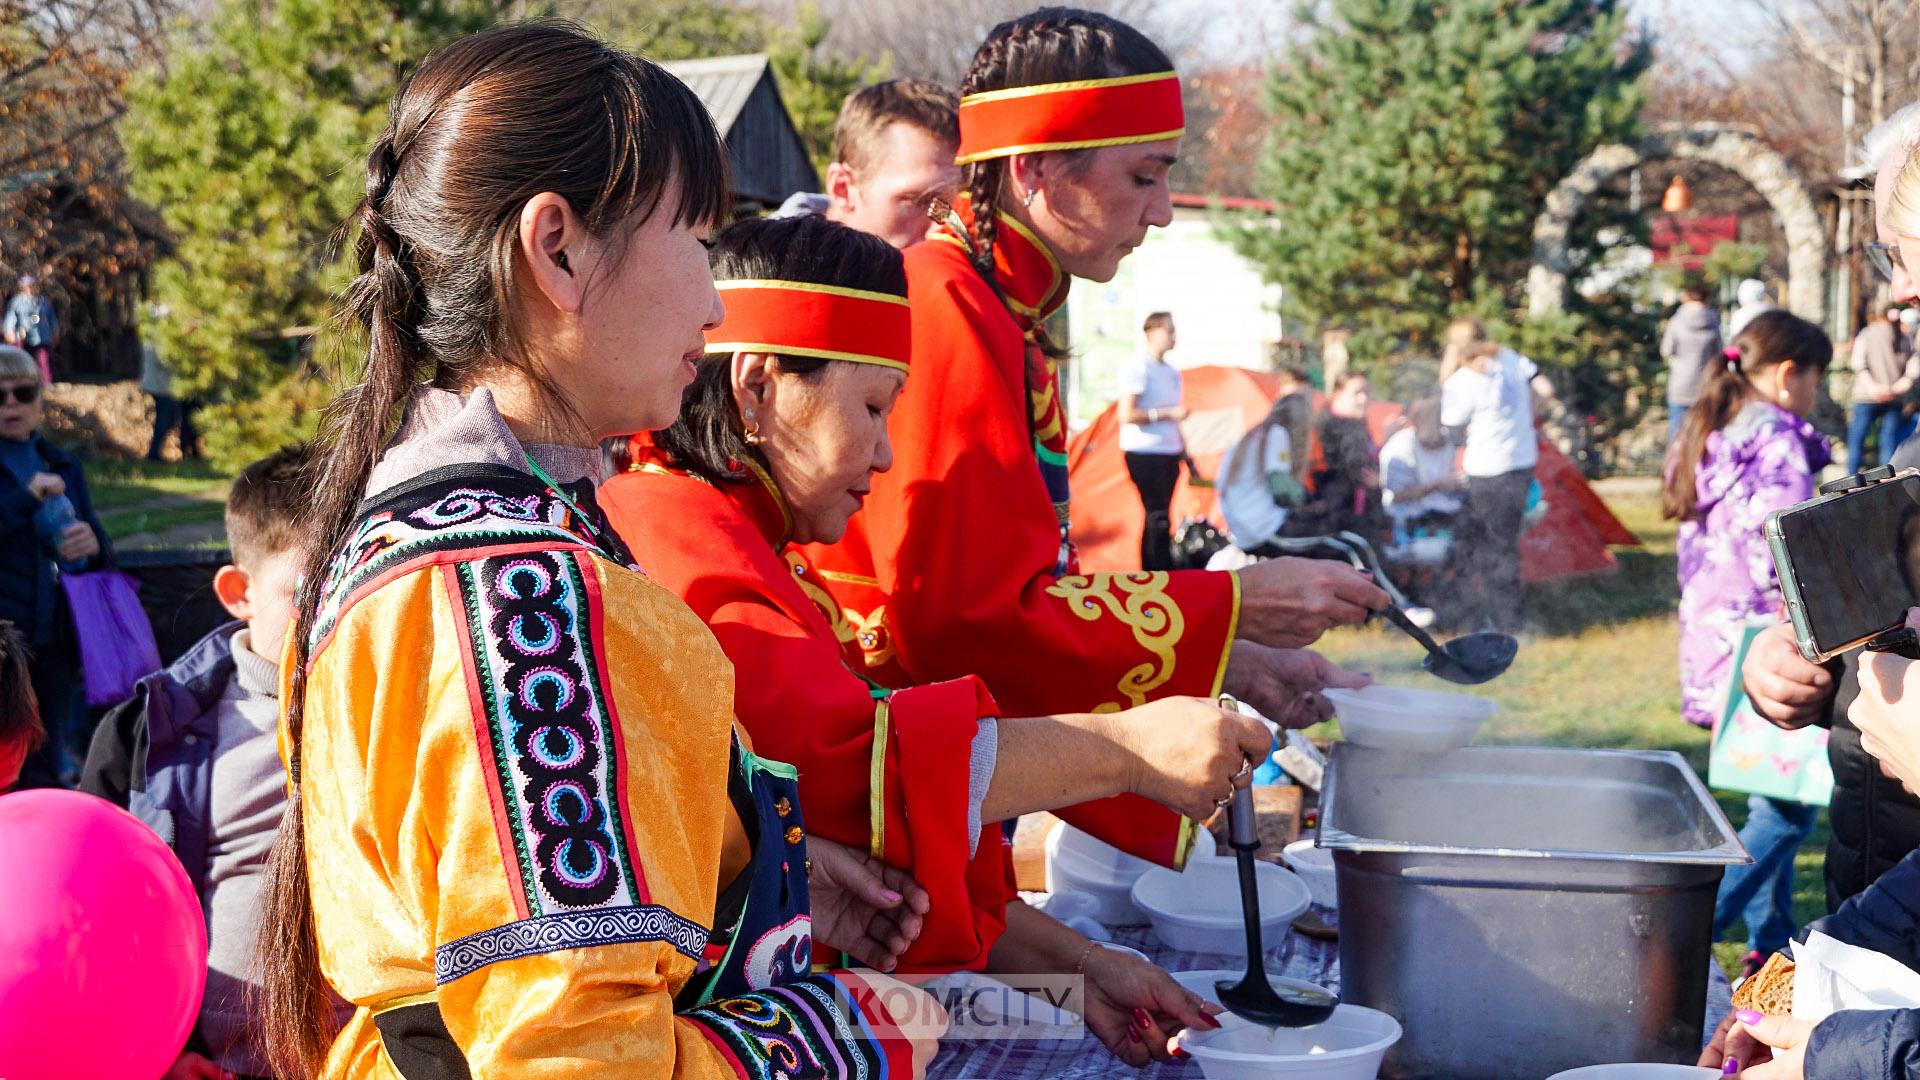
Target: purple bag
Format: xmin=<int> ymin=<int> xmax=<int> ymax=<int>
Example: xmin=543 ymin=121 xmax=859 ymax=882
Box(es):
xmin=60 ymin=569 xmax=163 ymax=707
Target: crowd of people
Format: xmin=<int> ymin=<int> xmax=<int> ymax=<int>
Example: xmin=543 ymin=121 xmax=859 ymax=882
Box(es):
xmin=6 ymin=7 xmax=1920 ymax=1079
xmin=1142 ymin=314 xmax=1550 ymax=634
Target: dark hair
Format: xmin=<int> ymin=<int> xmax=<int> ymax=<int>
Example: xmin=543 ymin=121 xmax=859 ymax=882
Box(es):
xmin=1662 ymin=309 xmax=1833 ymax=522
xmin=1681 ymin=284 xmax=1709 ymax=303
xmin=959 ymin=8 xmax=1172 ymax=360
xmin=225 ymin=444 xmax=316 ymax=569
xmin=1275 ymin=364 xmax=1311 ymax=386
xmin=833 ymin=78 xmax=959 ymax=172
xmin=620 ymin=214 xmax=907 ymax=486
xmin=1142 ymin=311 xmax=1172 ymax=332
xmin=0 ymin=620 xmax=42 ymax=775
xmin=1332 ymin=371 xmax=1369 ymax=391
xmin=258 ymin=22 xmax=728 ymax=1078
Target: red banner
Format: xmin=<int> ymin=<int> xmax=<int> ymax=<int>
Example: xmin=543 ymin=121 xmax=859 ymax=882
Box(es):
xmin=1651 ymin=214 xmax=1739 ymax=269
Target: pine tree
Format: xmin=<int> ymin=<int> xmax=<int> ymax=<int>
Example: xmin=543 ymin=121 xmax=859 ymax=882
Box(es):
xmin=123 ymin=0 xmax=505 ymax=462
xmin=1231 ymin=0 xmax=1651 ymax=356
xmin=768 ymin=2 xmax=885 ymax=176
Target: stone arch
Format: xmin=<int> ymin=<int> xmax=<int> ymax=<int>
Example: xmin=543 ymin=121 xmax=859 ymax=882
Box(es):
xmin=1526 ymin=123 xmax=1826 ymax=325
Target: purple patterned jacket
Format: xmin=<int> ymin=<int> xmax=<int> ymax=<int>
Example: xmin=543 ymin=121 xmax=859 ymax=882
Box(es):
xmin=1676 ymin=401 xmax=1833 ymax=728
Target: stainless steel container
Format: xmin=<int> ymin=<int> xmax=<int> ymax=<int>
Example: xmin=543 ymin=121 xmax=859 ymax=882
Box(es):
xmin=1318 ymin=744 xmax=1748 ymax=1080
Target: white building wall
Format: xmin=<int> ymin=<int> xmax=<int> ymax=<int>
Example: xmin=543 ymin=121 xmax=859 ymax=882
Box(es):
xmin=1063 ymin=209 xmax=1282 ymax=427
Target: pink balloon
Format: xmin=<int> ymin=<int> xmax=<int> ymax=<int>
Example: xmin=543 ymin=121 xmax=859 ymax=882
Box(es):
xmin=0 ymin=789 xmax=206 ymax=1080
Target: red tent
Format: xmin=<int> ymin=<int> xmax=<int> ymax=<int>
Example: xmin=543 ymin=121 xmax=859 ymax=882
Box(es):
xmin=1065 ymin=365 xmax=1637 ymax=582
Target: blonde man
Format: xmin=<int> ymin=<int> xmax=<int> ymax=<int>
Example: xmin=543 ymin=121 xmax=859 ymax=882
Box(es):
xmin=777 ymin=79 xmax=962 ymax=249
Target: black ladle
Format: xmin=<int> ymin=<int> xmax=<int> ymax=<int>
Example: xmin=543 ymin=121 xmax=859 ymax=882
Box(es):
xmin=1213 ymin=785 xmax=1339 ymax=1028
xmin=1379 ymin=605 xmax=1518 ymax=685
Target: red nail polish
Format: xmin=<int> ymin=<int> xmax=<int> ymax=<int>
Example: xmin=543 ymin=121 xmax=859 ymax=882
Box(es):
xmin=1133 ymin=1008 xmax=1152 ymax=1028
xmin=1198 ymin=1013 xmax=1223 ymax=1029
xmin=1171 ymin=1047 xmax=1191 ymax=1060
xmin=1127 ymin=1026 xmax=1143 ymax=1044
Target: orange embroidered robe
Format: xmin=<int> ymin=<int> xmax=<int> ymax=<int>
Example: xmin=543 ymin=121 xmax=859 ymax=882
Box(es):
xmin=803 ymin=206 xmax=1240 ymax=869
xmin=602 ymin=459 xmax=1015 ymax=972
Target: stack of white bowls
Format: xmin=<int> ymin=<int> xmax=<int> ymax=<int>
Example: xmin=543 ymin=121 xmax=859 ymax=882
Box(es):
xmin=1043 ymin=822 xmax=1215 ymax=926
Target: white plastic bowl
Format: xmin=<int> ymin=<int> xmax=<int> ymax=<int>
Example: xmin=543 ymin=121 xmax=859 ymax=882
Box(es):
xmin=1168 ymin=968 xmax=1401 ymax=1080
xmin=1551 ymin=1060 xmax=1720 ymax=1068
xmin=1324 ymin=684 xmax=1498 ymax=754
xmin=1131 ymin=855 xmax=1309 ymax=954
xmin=1282 ymin=839 xmax=1338 ymax=909
xmin=1044 ymin=822 xmax=1215 ymax=926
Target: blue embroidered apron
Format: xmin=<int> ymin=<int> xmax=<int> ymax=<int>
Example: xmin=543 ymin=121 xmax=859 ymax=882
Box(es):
xmin=678 ymin=738 xmax=815 ymax=1004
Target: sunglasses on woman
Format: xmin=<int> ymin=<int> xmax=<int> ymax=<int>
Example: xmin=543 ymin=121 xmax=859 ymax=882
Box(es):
xmin=0 ymin=383 xmax=40 ymax=405
xmin=1868 ymin=241 xmax=1906 ymax=282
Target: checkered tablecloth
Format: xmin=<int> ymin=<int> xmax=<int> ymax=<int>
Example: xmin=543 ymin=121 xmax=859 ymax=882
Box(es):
xmin=924 ymin=914 xmax=1734 ymax=1080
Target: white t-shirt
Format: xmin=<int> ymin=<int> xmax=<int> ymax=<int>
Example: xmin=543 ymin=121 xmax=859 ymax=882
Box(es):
xmin=1441 ymin=347 xmax=1540 ymax=477
xmin=1217 ymin=425 xmax=1292 ymax=549
xmin=1379 ymin=427 xmax=1464 ymax=519
xmin=1118 ymin=352 xmax=1185 ymax=455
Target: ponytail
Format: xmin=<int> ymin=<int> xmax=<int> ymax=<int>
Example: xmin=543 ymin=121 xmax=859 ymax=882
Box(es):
xmin=1661 ymin=309 xmax=1833 ymax=522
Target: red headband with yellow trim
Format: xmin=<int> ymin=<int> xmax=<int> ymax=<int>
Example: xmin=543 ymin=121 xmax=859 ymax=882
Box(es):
xmin=955 ymin=71 xmax=1184 ymax=166
xmin=706 ymin=280 xmax=911 ymax=372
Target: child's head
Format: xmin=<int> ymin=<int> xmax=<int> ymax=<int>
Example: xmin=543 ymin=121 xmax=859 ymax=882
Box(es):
xmin=0 ymin=619 xmax=42 ymax=792
xmin=215 ymin=445 xmax=314 ymax=662
xmin=1329 ymin=372 xmax=1371 ymax=419
xmin=1409 ymin=396 xmax=1447 ymax=449
xmin=1662 ymin=310 xmax=1832 ymax=522
xmin=1728 ymin=310 xmax=1832 ymax=418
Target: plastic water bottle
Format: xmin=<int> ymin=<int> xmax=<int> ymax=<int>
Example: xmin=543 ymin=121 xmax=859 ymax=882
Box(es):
xmin=36 ymin=493 xmax=85 ymax=573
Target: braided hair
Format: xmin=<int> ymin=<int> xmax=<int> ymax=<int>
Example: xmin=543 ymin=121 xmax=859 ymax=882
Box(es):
xmin=957 ymin=7 xmax=1171 ymax=359
xmin=255 ymin=22 xmax=727 ymax=1078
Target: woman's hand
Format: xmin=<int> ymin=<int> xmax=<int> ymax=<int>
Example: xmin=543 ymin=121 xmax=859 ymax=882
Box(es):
xmin=1080 ymin=945 xmax=1223 ymax=1066
xmin=1741 ymin=621 xmax=1833 ymax=729
xmin=805 ymin=836 xmax=930 ymax=972
xmin=55 ymin=522 xmax=99 ymax=563
xmin=1106 ymin=697 xmax=1272 ymax=820
xmin=1735 ymin=1013 xmax=1813 ymax=1078
xmin=26 ymin=471 xmax=63 ymax=501
xmin=1233 ymin=558 xmax=1389 ymax=649
xmin=1852 ymin=608 xmax=1920 ymax=797
xmin=1222 ymin=641 xmax=1369 ymax=729
xmin=1699 ymin=1009 xmax=1774 ymax=1072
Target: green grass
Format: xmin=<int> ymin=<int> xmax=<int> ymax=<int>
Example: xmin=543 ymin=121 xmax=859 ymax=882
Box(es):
xmin=1310 ymin=482 xmax=1828 ymax=982
xmin=99 ymin=500 xmax=230 ymax=542
xmin=85 ymin=458 xmax=233 ymax=547
xmin=87 ymin=458 xmax=232 ymax=511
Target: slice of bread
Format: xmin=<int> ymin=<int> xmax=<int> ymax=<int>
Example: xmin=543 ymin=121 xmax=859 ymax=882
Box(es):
xmin=1732 ymin=952 xmax=1795 ymax=1016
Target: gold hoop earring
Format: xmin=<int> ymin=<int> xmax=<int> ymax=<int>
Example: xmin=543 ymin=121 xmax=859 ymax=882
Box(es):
xmin=743 ymin=409 xmax=763 ymax=445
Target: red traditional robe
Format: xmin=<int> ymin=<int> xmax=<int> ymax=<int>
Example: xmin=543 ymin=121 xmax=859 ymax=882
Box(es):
xmin=802 ymin=203 xmax=1240 ymax=869
xmin=601 ymin=455 xmax=1014 ymax=972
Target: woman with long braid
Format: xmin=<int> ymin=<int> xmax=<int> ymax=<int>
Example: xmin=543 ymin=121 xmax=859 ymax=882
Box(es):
xmin=806 ymin=8 xmax=1384 ymax=869
xmin=253 ymin=23 xmax=937 ymax=1079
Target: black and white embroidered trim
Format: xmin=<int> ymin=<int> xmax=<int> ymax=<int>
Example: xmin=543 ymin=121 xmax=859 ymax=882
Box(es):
xmin=434 ymin=905 xmax=710 ymax=984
